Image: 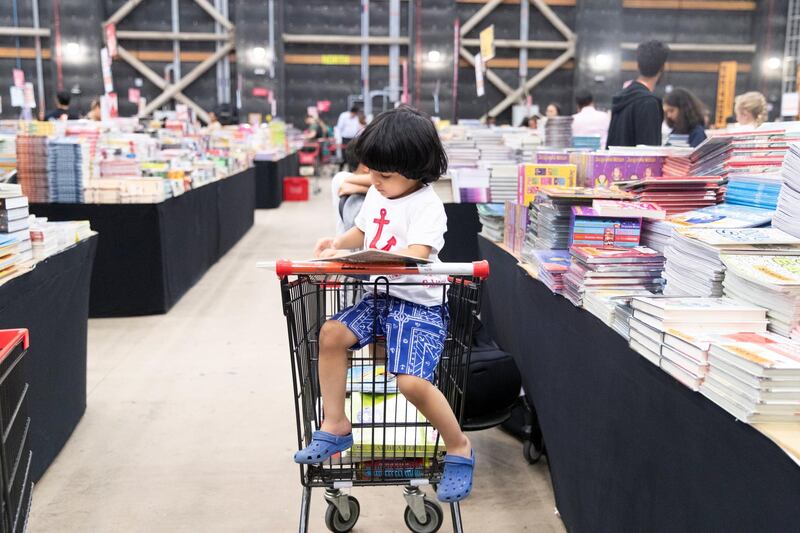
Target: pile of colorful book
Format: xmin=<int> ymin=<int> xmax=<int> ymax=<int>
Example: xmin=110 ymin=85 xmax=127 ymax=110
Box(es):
xmin=0 ymin=184 xmax=32 ymax=266
xmin=477 ymin=203 xmax=504 ymax=242
xmin=544 ymin=116 xmax=573 ymax=149
xmin=571 ymin=151 xmax=664 ymax=188
xmin=626 ymin=297 xmax=769 ymax=392
xmin=528 ymin=250 xmax=570 ymax=293
xmin=562 ymin=245 xmax=665 ymax=306
xmin=16 ymin=135 xmax=49 ymax=202
xmin=47 ymin=138 xmax=88 ymax=203
xmin=774 ymin=142 xmax=800 ymax=239
xmin=488 ymin=164 xmax=518 ymax=203
xmin=620 ymin=176 xmax=724 ymax=216
xmin=503 ymin=201 xmax=528 ymax=255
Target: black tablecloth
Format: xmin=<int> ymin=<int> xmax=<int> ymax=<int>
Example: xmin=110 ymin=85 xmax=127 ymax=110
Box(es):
xmin=31 ymin=168 xmax=255 ymax=317
xmin=0 ymin=236 xmax=97 ymax=482
xmin=477 ymin=236 xmax=800 ymax=533
xmin=441 ymin=203 xmax=481 ymax=263
xmin=254 ymin=153 xmax=300 ymax=209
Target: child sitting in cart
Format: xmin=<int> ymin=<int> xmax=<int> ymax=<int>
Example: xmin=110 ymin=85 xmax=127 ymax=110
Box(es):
xmin=294 ymin=106 xmax=475 ymax=503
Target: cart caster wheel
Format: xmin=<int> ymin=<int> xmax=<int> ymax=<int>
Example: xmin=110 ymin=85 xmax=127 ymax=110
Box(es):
xmin=324 ymin=496 xmax=360 ymax=533
xmin=404 ymin=498 xmax=443 ymax=533
xmin=524 ymin=438 xmax=545 ymax=464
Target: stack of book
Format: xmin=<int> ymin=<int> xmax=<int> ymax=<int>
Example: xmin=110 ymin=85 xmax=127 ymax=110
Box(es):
xmin=528 ymin=250 xmax=570 ymax=293
xmin=562 ymin=245 xmax=664 ymax=306
xmin=571 ymin=136 xmax=602 ymax=150
xmin=663 ymin=228 xmax=800 ymax=298
xmin=571 ymin=151 xmax=664 ymax=188
xmin=517 ymin=163 xmax=576 ymax=205
xmin=570 ymin=206 xmax=642 ymax=248
xmin=620 ymin=176 xmax=724 ymax=215
xmin=0 ymin=185 xmax=32 ymax=264
xmin=583 ymin=290 xmax=651 ymax=331
xmin=0 ymin=234 xmax=18 ymax=280
xmin=627 ymin=297 xmax=768 ymax=389
xmin=489 ymin=164 xmax=518 ymax=203
xmin=724 ymin=173 xmax=781 ymax=210
xmin=701 ymin=333 xmax=800 ymax=423
xmin=479 ymin=143 xmax=514 ymax=167
xmin=721 ymin=254 xmax=800 ymax=338
xmin=641 ymin=203 xmax=775 ymax=252
xmin=544 ymin=116 xmax=573 ymax=148
xmin=662 ymin=149 xmax=693 ymax=176
xmin=99 ymin=158 xmax=141 ymax=179
xmin=591 ymin=200 xmax=666 ymax=220
xmin=0 ymin=134 xmax=16 ymax=181
xmin=477 ymin=203 xmax=504 ymax=242
xmin=688 ymin=130 xmax=793 ymax=177
xmin=16 ymin=135 xmax=49 ymax=202
xmin=503 ymin=201 xmax=528 ymax=254
xmin=47 ymin=138 xmax=88 ymax=203
xmin=443 ymin=139 xmax=480 ymax=169
xmin=774 ymin=142 xmax=800 ymax=239
xmin=449 ymin=168 xmax=491 ymax=203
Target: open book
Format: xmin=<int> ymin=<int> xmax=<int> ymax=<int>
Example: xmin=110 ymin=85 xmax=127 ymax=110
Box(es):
xmin=313 ymin=249 xmax=432 ymax=265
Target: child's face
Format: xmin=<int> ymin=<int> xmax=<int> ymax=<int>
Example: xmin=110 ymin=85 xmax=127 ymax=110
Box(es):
xmin=370 ymin=170 xmax=422 ymax=199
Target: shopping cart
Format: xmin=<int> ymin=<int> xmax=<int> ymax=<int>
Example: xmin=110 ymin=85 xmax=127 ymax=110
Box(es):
xmin=261 ymin=259 xmax=489 ymax=533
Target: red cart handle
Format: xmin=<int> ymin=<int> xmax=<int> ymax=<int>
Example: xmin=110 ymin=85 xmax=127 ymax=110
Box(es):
xmin=0 ymin=329 xmax=29 ymax=364
xmin=259 ymin=260 xmax=490 ymax=279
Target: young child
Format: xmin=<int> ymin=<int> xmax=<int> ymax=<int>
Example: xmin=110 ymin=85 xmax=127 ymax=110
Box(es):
xmin=294 ymin=106 xmax=475 ymax=503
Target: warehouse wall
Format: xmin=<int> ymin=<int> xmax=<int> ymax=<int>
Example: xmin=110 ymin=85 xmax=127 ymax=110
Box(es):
xmin=0 ymin=0 xmax=790 ymax=127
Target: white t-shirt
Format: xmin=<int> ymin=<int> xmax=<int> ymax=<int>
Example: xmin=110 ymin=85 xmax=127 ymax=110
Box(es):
xmin=354 ymin=184 xmax=448 ymax=307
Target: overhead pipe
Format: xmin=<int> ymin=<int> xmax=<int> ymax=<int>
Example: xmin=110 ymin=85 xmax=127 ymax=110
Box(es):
xmin=389 ymin=0 xmax=400 ymax=102
xmin=115 ymin=30 xmax=232 ymax=41
xmin=104 ymin=0 xmax=146 ymax=26
xmin=193 ymin=0 xmax=234 ymax=31
xmin=282 ymin=34 xmax=409 ymax=46
xmin=461 ymin=38 xmax=570 ymax=50
xmin=0 ymin=27 xmax=50 ymax=38
xmin=621 ymin=42 xmax=756 ymax=53
xmin=460 ymin=0 xmax=503 ymax=37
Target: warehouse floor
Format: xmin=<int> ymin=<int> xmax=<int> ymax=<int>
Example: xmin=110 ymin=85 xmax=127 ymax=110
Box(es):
xmin=28 ymin=186 xmax=565 ymax=532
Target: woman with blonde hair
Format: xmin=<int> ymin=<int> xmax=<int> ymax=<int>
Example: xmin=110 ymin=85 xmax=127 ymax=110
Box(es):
xmin=734 ymin=91 xmax=768 ymax=128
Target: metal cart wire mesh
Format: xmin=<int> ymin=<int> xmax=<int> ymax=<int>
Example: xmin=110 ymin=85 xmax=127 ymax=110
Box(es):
xmin=265 ymin=260 xmax=488 ymax=533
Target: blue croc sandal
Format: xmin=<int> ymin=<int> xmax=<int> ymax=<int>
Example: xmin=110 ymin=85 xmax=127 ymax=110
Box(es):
xmin=437 ymin=451 xmax=475 ymax=502
xmin=293 ymin=431 xmax=353 ymax=464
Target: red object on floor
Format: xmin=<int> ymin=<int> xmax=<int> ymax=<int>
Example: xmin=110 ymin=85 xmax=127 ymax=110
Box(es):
xmin=283 ymin=177 xmax=309 ymax=201
xmin=298 ymin=143 xmax=320 ymax=166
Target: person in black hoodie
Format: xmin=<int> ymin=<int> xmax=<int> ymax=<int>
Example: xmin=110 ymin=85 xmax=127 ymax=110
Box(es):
xmin=606 ymin=40 xmax=670 ymax=147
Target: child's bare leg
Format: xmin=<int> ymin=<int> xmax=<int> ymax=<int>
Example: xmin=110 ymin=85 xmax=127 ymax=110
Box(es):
xmin=318 ymin=320 xmax=357 ymax=436
xmin=397 ymin=374 xmax=471 ymax=458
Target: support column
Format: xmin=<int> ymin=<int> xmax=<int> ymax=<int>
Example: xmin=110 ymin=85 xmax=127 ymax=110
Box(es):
xmin=417 ymin=0 xmax=456 ymax=120
xmin=572 ymin=0 xmax=622 ymax=112
xmin=751 ymin=0 xmax=789 ymax=118
xmin=234 ymin=0 xmax=281 ymax=121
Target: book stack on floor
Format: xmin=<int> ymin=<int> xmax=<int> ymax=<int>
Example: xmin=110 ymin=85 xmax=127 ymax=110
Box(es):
xmin=47 ymin=138 xmax=88 ymax=203
xmin=477 ymin=203 xmax=505 ymax=242
xmin=701 ymin=332 xmax=800 ymax=423
xmin=627 ymin=297 xmax=768 ymax=390
xmin=774 ymin=143 xmax=800 ymax=239
xmin=528 ymin=250 xmax=570 ymax=293
xmin=489 ymin=164 xmax=518 ymax=203
xmin=16 ymin=135 xmax=49 ymax=202
xmin=562 ymin=245 xmax=664 ymax=306
xmin=663 ymin=228 xmax=800 ymax=298
xmin=544 ymin=116 xmax=573 ymax=149
xmin=620 ymin=176 xmax=724 ymax=216
xmin=0 ymin=184 xmax=32 ymax=265
xmin=721 ymin=254 xmax=800 ymax=338
xmin=641 ymin=203 xmax=775 ymax=252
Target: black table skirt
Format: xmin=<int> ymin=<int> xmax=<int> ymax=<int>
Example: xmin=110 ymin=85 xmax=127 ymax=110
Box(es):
xmin=477 ymin=236 xmax=800 ymax=533
xmin=31 ymin=168 xmax=255 ymax=317
xmin=254 ymin=153 xmax=300 ymax=209
xmin=441 ymin=203 xmax=481 ymax=263
xmin=0 ymin=236 xmax=97 ymax=482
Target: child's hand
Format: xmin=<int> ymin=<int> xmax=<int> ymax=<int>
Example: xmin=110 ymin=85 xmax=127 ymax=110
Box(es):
xmin=318 ymin=248 xmax=342 ymax=259
xmin=314 ymin=237 xmax=334 ymax=258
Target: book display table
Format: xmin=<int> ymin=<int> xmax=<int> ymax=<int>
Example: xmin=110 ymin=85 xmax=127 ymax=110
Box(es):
xmin=0 ymin=235 xmax=97 ymax=482
xmin=254 ymin=152 xmax=299 ymax=209
xmin=32 ymin=168 xmax=255 ymax=317
xmin=477 ymin=235 xmax=800 ymax=533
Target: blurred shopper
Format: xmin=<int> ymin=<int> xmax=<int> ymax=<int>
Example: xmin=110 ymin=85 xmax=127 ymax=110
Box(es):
xmin=45 ymin=90 xmax=78 ymax=121
xmin=545 ymin=103 xmax=561 ymax=118
xmin=734 ymin=91 xmax=768 ymax=129
xmin=663 ymin=88 xmax=707 ymax=148
xmin=572 ymin=90 xmax=611 ymax=148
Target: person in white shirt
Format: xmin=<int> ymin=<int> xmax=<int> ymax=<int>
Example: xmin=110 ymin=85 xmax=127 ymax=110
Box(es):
xmin=296 ymin=106 xmax=476 ymax=503
xmin=572 ymin=90 xmax=611 ymax=149
xmin=336 ymin=105 xmax=363 ymax=145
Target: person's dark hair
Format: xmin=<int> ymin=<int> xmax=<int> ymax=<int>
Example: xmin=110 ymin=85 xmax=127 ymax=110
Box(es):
xmin=350 ymin=105 xmax=361 ymax=114
xmin=664 ymin=88 xmax=706 ymax=134
xmin=637 ymin=40 xmax=669 ymax=78
xmin=56 ymin=90 xmax=71 ymax=107
xmin=547 ymin=103 xmax=562 ymax=115
xmin=344 ymin=143 xmax=360 ymax=172
xmin=351 ymin=106 xmax=447 ymax=184
xmin=575 ymin=90 xmax=593 ymax=109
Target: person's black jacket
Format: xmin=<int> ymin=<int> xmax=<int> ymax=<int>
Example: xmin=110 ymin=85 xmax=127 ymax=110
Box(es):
xmin=606 ymin=81 xmax=663 ymax=147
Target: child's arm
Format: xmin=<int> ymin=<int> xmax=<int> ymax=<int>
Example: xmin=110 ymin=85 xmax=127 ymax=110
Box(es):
xmin=393 ymin=244 xmax=432 ymax=261
xmin=314 ymin=227 xmax=365 ymax=258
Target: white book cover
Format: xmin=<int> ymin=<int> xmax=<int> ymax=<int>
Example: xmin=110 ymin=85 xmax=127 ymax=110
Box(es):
xmin=720 ymin=254 xmax=800 ymax=288
xmin=631 ymin=297 xmax=766 ymax=321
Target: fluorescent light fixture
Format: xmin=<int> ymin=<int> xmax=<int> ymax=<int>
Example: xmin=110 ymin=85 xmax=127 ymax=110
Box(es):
xmin=591 ymin=53 xmax=613 ymax=71
xmin=427 ymin=50 xmax=442 ymax=63
xmin=765 ymin=56 xmax=782 ymax=71
xmin=250 ymin=46 xmax=267 ymax=63
xmin=64 ymin=42 xmax=82 ymax=59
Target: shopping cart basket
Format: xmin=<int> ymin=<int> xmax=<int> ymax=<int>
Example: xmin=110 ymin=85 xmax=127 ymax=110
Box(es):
xmin=261 ymin=259 xmax=489 ymax=533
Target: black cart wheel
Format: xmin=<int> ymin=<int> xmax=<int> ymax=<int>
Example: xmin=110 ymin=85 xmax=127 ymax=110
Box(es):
xmin=404 ymin=498 xmax=443 ymax=533
xmin=324 ymin=496 xmax=360 ymax=533
xmin=524 ymin=438 xmax=545 ymax=464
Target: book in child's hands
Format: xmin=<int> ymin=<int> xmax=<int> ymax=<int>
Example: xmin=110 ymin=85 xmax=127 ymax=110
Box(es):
xmin=592 ymin=200 xmax=666 ymax=220
xmin=314 ymin=249 xmax=432 ymax=265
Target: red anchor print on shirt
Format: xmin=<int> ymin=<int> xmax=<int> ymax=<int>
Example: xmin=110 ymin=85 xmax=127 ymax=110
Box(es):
xmin=369 ymin=208 xmax=397 ymax=251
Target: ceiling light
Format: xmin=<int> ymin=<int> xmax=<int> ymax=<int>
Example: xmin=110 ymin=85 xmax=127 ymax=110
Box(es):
xmin=591 ymin=53 xmax=613 ymax=71
xmin=765 ymin=56 xmax=782 ymax=71
xmin=250 ymin=46 xmax=267 ymax=63
xmin=427 ymin=50 xmax=442 ymax=63
xmin=64 ymin=42 xmax=82 ymax=59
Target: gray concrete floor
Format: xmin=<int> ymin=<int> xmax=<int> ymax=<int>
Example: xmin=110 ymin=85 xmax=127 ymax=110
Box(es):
xmin=28 ymin=186 xmax=565 ymax=532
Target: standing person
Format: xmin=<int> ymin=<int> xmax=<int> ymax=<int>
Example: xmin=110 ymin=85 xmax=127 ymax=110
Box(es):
xmin=734 ymin=91 xmax=768 ymax=129
xmin=303 ymin=114 xmax=326 ymax=140
xmin=545 ymin=103 xmax=561 ymax=118
xmin=299 ymin=106 xmax=476 ymax=503
xmin=85 ymin=98 xmax=102 ymax=121
xmin=571 ymin=90 xmax=611 ymax=148
xmin=663 ymin=88 xmax=707 ymax=147
xmin=44 ymin=90 xmax=78 ymax=121
xmin=607 ymin=40 xmax=670 ymax=147
xmin=336 ymin=105 xmax=362 ymax=147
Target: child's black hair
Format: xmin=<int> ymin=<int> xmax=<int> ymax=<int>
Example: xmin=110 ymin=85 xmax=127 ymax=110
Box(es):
xmin=351 ymin=106 xmax=447 ymax=184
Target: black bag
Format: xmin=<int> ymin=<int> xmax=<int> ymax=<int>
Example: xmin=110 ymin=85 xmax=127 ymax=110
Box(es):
xmin=462 ymin=318 xmax=521 ymax=429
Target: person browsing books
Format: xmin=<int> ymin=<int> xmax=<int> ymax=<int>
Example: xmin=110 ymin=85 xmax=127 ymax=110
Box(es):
xmin=607 ymin=40 xmax=670 ymax=147
xmin=297 ymin=106 xmax=476 ymax=503
xmin=663 ymin=88 xmax=708 ymax=148
xmin=572 ymin=90 xmax=611 ymax=148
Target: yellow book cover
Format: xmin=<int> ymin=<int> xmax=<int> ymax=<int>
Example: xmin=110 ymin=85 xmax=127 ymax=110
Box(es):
xmin=518 ymin=164 xmax=577 ymax=206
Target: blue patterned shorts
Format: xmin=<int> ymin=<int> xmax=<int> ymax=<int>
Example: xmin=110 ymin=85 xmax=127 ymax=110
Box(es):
xmin=332 ymin=294 xmax=449 ymax=383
